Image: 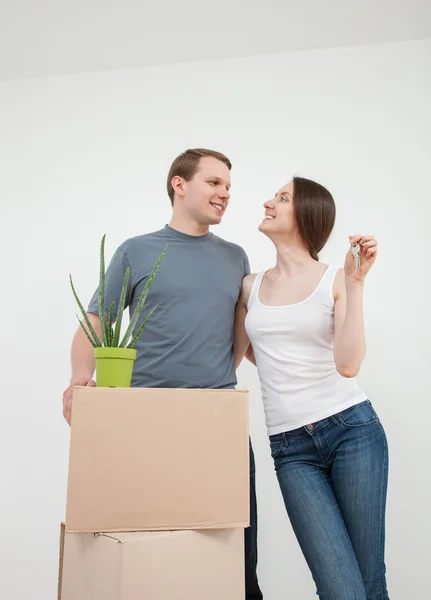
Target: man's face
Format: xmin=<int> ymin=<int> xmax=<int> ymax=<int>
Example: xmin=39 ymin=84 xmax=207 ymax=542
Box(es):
xmin=177 ymin=156 xmax=231 ymax=225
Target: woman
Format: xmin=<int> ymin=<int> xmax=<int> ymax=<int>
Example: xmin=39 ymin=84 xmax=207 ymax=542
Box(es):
xmin=234 ymin=176 xmax=389 ymax=599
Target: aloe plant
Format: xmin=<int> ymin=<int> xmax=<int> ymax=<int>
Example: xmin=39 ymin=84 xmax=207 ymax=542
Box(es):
xmin=70 ymin=235 xmax=167 ymax=349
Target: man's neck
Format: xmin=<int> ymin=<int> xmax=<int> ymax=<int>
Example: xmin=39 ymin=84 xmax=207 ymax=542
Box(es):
xmin=168 ymin=216 xmax=210 ymax=237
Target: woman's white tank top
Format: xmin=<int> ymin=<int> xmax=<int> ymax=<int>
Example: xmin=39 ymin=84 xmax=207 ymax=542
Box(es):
xmin=244 ymin=266 xmax=367 ymax=435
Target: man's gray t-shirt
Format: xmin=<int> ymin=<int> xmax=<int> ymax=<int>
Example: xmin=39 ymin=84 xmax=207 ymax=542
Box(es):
xmin=88 ymin=225 xmax=250 ymax=389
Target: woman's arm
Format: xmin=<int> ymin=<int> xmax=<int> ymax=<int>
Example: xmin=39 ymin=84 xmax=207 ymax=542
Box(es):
xmin=233 ymin=274 xmax=256 ymax=368
xmin=333 ymin=235 xmax=378 ymax=378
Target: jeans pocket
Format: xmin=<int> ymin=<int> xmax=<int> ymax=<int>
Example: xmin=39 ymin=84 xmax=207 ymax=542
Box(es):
xmin=269 ymin=433 xmax=285 ymax=458
xmin=337 ymin=400 xmax=379 ymax=428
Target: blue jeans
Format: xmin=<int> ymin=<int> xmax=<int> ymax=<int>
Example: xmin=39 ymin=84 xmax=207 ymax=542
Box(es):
xmin=269 ymin=400 xmax=389 ymax=599
xmin=246 ymin=441 xmax=263 ymax=599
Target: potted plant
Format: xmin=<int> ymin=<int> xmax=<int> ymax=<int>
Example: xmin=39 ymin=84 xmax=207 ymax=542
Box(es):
xmin=69 ymin=234 xmax=167 ymax=387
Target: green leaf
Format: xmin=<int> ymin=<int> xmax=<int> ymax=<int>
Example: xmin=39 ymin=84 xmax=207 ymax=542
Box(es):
xmin=70 ymin=274 xmax=102 ymax=346
xmin=112 ymin=267 xmax=130 ymax=347
xmin=76 ymin=315 xmax=98 ymax=348
xmin=98 ymin=234 xmax=109 ymax=346
xmin=120 ymin=244 xmax=167 ymax=347
xmin=107 ymin=301 xmax=115 ymax=346
xmin=127 ymin=305 xmax=157 ymax=349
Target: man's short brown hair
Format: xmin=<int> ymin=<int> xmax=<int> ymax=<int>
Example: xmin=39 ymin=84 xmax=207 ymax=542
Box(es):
xmin=166 ymin=148 xmax=232 ymax=205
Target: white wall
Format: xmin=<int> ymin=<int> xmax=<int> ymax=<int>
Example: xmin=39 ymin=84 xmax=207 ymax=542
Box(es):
xmin=1 ymin=38 xmax=430 ymax=599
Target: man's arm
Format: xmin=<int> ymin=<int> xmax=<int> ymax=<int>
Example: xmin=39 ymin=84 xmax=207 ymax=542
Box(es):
xmin=233 ymin=274 xmax=256 ymax=368
xmin=62 ymin=244 xmax=132 ymax=425
xmin=62 ymin=313 xmax=101 ymax=425
xmin=71 ymin=313 xmax=101 ymax=381
xmin=245 ymin=343 xmax=256 ymax=366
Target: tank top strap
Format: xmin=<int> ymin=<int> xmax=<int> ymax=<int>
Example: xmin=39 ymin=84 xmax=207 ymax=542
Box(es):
xmin=247 ymin=271 xmax=266 ymax=309
xmin=314 ymin=265 xmax=339 ymax=304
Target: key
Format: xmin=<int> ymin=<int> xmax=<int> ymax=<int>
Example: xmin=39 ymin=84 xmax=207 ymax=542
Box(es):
xmin=351 ymin=243 xmax=360 ymax=269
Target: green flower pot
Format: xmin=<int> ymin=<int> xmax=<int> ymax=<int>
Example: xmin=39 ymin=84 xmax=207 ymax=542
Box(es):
xmin=94 ymin=347 xmax=137 ymax=388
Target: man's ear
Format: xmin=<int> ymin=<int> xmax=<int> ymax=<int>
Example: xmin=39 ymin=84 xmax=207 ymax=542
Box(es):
xmin=171 ymin=176 xmax=185 ymax=197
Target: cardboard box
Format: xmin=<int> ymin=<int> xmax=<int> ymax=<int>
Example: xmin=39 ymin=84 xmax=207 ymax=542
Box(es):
xmin=66 ymin=387 xmax=250 ymax=532
xmin=59 ymin=524 xmax=245 ymax=600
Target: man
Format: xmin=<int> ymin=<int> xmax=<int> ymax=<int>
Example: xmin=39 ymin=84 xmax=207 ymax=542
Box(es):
xmin=62 ymin=148 xmax=263 ymax=600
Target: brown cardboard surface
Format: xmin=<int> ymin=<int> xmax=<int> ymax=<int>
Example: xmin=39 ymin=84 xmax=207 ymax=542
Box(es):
xmin=65 ymin=387 xmax=249 ymax=532
xmin=60 ymin=527 xmax=245 ymax=600
xmin=58 ymin=524 xmax=65 ymax=600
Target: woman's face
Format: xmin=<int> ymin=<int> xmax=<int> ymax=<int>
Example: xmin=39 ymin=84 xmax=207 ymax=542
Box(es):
xmin=258 ymin=181 xmax=296 ymax=238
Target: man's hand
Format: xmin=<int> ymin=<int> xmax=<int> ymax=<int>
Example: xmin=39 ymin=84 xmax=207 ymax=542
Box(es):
xmin=63 ymin=378 xmax=96 ymax=426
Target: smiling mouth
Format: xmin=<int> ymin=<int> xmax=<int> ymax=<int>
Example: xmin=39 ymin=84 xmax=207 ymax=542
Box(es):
xmin=264 ymin=215 xmax=275 ymax=220
xmin=210 ymin=202 xmax=224 ymax=212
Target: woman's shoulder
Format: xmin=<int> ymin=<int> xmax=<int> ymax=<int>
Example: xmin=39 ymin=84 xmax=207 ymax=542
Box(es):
xmin=331 ymin=266 xmax=346 ymax=300
xmin=243 ymin=272 xmax=259 ymax=284
xmin=240 ymin=272 xmax=260 ymax=305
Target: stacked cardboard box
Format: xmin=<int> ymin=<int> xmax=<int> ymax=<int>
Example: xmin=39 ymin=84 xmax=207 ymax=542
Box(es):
xmin=58 ymin=387 xmax=250 ymax=599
